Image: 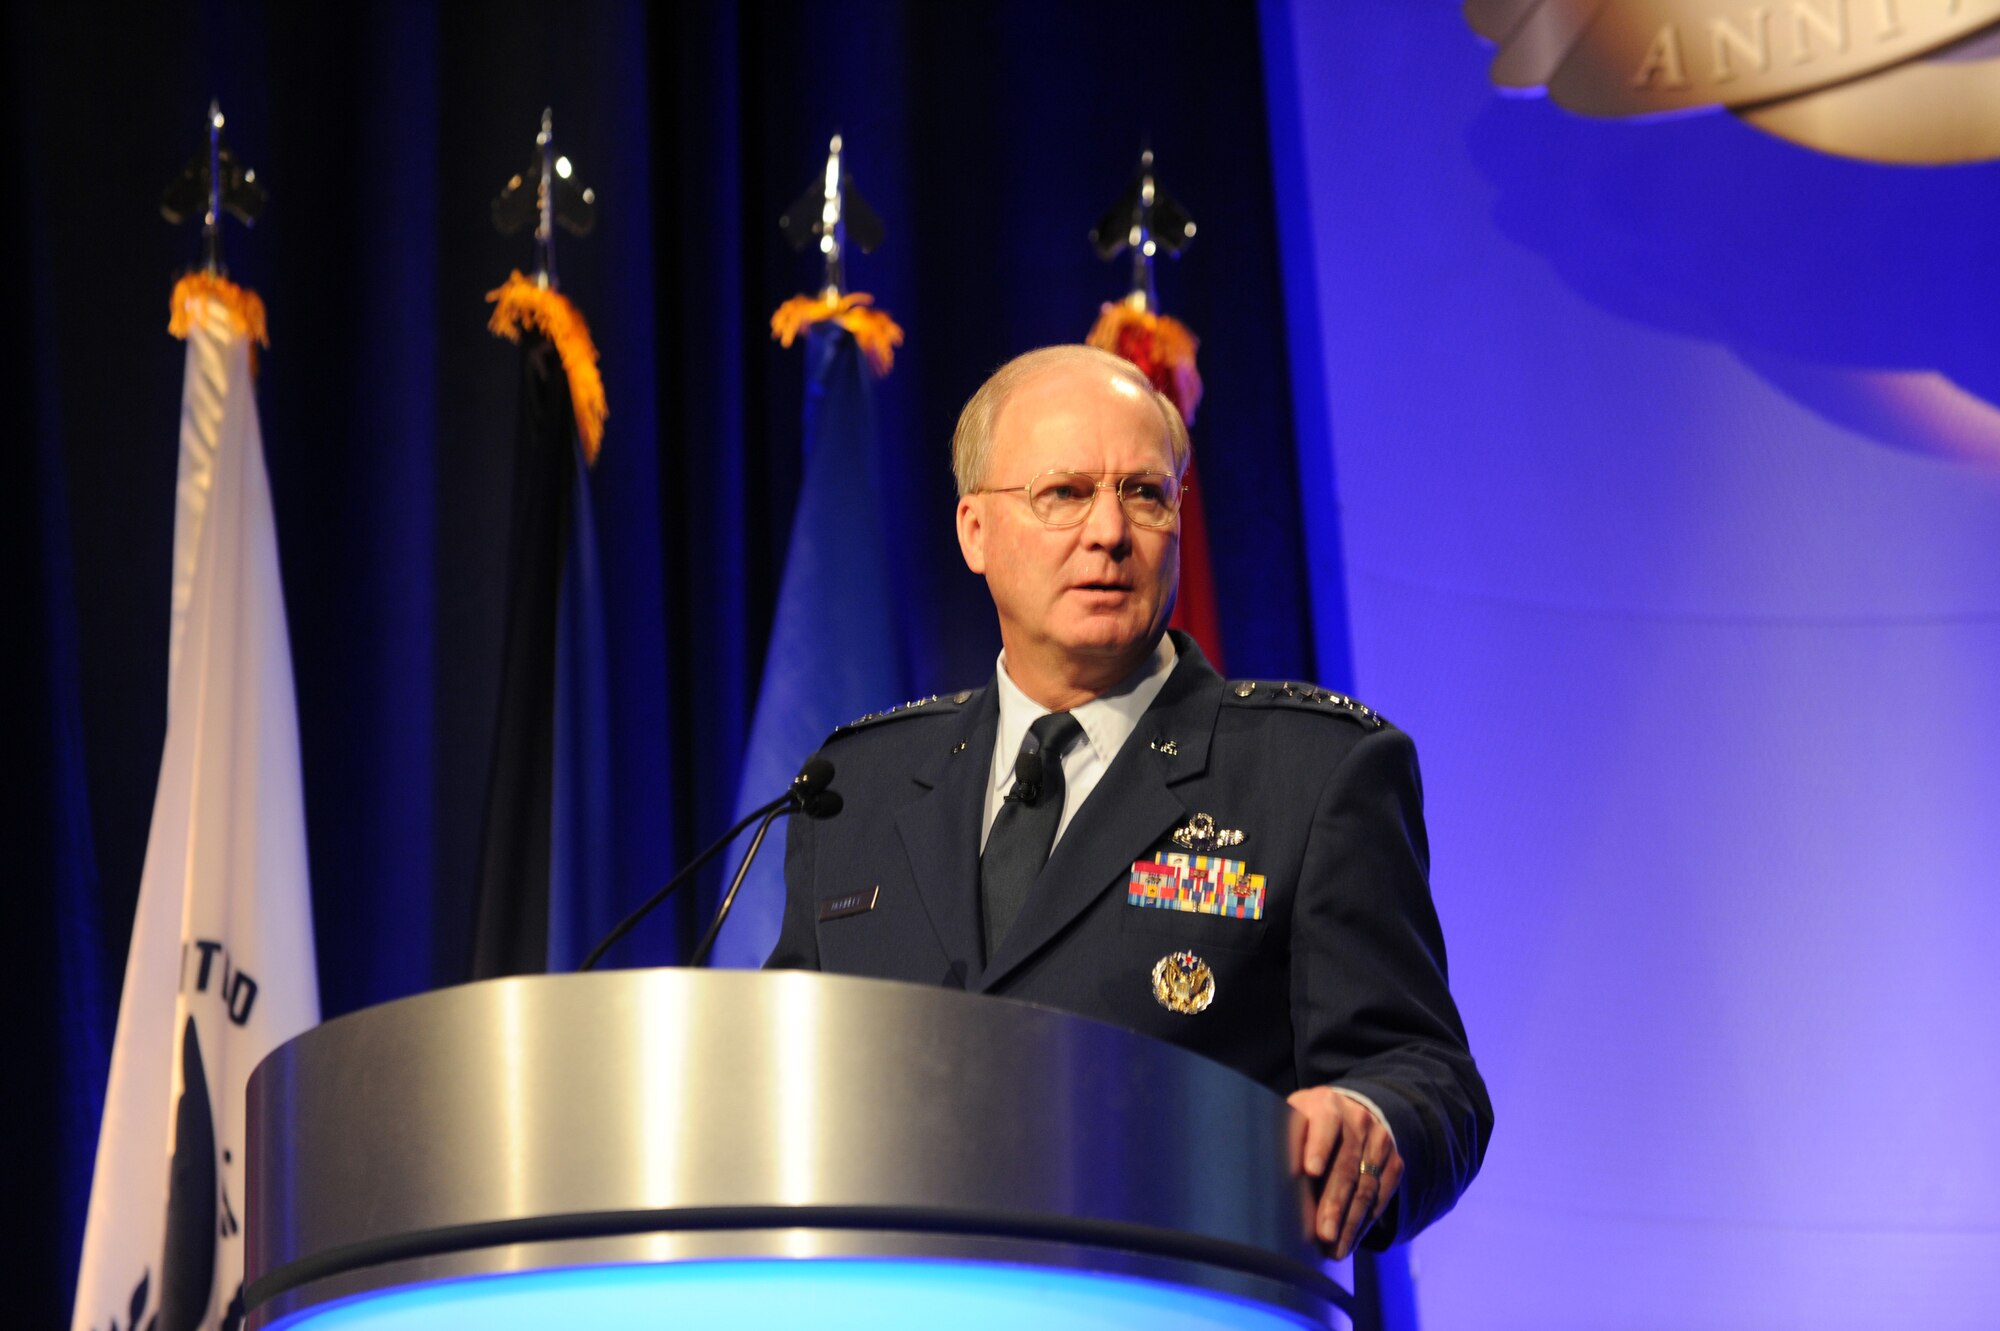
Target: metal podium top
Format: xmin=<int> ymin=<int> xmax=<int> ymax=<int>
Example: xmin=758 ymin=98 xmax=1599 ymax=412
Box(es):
xmin=245 ymin=969 xmax=1344 ymax=1326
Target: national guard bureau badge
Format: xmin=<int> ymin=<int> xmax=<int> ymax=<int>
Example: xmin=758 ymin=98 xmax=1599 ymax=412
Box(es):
xmin=1152 ymin=950 xmax=1216 ymax=1015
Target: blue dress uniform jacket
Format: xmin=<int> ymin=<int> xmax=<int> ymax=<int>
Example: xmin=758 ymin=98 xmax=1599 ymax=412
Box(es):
xmin=767 ymin=634 xmax=1490 ymax=1247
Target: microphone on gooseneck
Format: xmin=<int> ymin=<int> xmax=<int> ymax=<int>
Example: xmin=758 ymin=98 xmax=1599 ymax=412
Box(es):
xmin=789 ymin=758 xmax=841 ymax=818
xmin=577 ymin=759 xmax=841 ymax=972
xmin=687 ymin=760 xmax=841 ymax=967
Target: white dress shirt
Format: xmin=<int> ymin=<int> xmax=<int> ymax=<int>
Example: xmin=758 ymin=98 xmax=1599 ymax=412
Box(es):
xmin=980 ymin=635 xmax=1178 ymax=851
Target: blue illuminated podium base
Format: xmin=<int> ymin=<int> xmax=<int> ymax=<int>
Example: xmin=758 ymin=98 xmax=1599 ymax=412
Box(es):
xmin=267 ymin=1261 xmax=1324 ymax=1331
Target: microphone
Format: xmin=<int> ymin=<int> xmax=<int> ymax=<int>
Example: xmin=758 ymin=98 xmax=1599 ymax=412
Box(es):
xmin=688 ymin=759 xmax=841 ymax=968
xmin=1008 ymin=749 xmax=1044 ymax=804
xmin=576 ymin=759 xmax=839 ymax=972
xmin=790 ymin=757 xmax=837 ymax=816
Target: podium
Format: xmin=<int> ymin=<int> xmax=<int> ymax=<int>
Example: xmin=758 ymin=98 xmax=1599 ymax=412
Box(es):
xmin=245 ymin=969 xmax=1352 ymax=1329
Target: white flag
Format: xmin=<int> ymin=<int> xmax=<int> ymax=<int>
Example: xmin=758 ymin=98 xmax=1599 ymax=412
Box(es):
xmin=71 ymin=282 xmax=320 ymax=1331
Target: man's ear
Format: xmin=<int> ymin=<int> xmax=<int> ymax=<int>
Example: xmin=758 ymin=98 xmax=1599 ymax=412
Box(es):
xmin=956 ymin=496 xmax=988 ymax=574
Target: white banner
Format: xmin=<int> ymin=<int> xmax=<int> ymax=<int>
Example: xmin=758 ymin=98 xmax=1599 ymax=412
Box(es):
xmin=71 ymin=291 xmax=320 ymax=1331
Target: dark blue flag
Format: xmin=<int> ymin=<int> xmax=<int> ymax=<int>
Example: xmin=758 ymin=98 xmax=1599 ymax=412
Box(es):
xmin=711 ymin=325 xmax=909 ymax=968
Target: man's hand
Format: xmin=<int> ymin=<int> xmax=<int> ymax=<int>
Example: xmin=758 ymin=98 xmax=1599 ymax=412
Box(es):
xmin=1287 ymin=1086 xmax=1403 ymax=1259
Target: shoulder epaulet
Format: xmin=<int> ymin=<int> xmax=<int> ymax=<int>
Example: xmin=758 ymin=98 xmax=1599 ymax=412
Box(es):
xmin=831 ymin=689 xmax=978 ymax=737
xmin=1223 ymin=679 xmax=1390 ymax=730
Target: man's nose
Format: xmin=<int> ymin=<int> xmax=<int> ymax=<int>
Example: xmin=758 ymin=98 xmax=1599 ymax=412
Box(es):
xmin=1079 ymin=482 xmax=1132 ymax=552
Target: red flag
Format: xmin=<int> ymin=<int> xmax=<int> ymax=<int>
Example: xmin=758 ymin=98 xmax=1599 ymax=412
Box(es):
xmin=1086 ymin=302 xmax=1224 ymax=670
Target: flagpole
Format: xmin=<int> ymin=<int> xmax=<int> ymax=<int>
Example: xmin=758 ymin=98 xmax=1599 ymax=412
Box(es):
xmin=201 ymin=101 xmax=222 ymax=274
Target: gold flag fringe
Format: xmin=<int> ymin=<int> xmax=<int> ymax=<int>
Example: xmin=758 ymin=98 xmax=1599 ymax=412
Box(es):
xmin=169 ymin=272 xmax=269 ymax=376
xmin=770 ymin=291 xmax=904 ymax=376
xmin=1086 ymin=302 xmax=1203 ymax=426
xmin=486 ymin=271 xmax=608 ymax=465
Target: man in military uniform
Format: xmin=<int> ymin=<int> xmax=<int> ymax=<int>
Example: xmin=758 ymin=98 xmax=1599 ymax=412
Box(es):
xmin=767 ymin=345 xmax=1489 ymax=1260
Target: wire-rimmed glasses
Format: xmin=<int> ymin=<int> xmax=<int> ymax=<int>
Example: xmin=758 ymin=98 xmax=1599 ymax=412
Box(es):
xmin=975 ymin=470 xmax=1184 ymax=529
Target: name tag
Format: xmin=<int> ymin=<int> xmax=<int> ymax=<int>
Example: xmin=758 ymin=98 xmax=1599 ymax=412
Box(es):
xmin=818 ymin=886 xmax=880 ymax=922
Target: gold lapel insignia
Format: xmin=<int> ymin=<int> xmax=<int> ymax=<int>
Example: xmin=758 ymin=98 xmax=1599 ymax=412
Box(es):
xmin=1149 ymin=737 xmax=1179 ymax=756
xmin=1170 ymin=812 xmax=1244 ymax=853
xmin=1152 ymin=950 xmax=1215 ymax=1014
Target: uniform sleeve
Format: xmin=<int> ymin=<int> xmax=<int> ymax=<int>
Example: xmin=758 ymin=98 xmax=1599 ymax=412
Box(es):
xmin=763 ymin=790 xmax=824 ymax=971
xmin=1290 ymin=725 xmax=1492 ymax=1247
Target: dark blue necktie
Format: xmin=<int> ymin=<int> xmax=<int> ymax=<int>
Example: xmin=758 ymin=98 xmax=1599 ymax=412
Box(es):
xmin=980 ymin=711 xmax=1085 ymax=960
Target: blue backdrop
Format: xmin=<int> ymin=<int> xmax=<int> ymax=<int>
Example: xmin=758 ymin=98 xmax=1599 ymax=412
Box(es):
xmin=1266 ymin=4 xmax=2000 ymax=1327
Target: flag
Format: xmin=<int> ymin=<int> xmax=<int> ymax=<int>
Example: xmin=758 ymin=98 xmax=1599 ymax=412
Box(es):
xmin=547 ymin=432 xmax=615 ymax=972
xmin=468 ymin=275 xmax=613 ymax=978
xmin=711 ymin=321 xmax=908 ymax=968
xmin=71 ymin=274 xmax=320 ymax=1331
xmin=1086 ymin=303 xmax=1225 ymax=670
xmin=1166 ymin=451 xmax=1225 ymax=670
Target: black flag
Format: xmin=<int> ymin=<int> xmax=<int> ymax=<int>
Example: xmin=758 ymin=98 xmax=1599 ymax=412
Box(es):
xmin=469 ymin=335 xmax=576 ymax=978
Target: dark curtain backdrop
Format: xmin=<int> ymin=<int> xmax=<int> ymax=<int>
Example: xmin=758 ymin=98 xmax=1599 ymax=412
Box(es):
xmin=10 ymin=2 xmax=1332 ymax=1319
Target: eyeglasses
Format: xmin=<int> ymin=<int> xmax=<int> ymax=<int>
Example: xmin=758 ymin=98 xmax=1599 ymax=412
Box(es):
xmin=975 ymin=470 xmax=1184 ymax=529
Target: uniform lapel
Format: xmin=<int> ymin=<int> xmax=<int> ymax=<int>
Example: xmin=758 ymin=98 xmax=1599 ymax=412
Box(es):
xmin=894 ymin=687 xmax=996 ymax=984
xmin=974 ymin=639 xmax=1224 ymax=993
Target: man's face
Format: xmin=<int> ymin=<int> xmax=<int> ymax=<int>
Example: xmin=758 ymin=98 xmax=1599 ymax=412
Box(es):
xmin=956 ymin=364 xmax=1181 ymax=689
